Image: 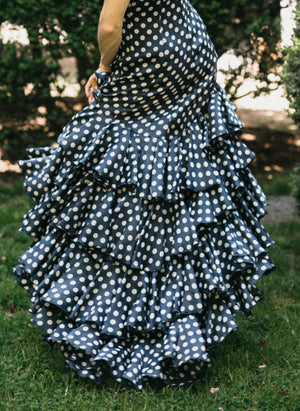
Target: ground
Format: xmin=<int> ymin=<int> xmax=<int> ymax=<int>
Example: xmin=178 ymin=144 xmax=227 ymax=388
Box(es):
xmin=237 ymin=108 xmax=300 ymax=224
xmin=0 ymin=174 xmax=299 ymax=410
xmin=0 ymin=105 xmax=299 ymax=409
xmin=237 ymin=108 xmax=299 ymax=176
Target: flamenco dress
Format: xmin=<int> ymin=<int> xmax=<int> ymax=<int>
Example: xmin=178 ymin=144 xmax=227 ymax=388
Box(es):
xmin=13 ymin=0 xmax=276 ymax=390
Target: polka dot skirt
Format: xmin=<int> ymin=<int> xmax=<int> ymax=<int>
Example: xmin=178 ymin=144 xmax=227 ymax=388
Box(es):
xmin=13 ymin=0 xmax=276 ymax=390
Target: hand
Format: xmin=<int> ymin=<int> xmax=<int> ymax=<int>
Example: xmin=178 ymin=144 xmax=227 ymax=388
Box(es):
xmin=85 ymin=73 xmax=98 ymax=105
xmin=84 ymin=63 xmax=112 ymax=104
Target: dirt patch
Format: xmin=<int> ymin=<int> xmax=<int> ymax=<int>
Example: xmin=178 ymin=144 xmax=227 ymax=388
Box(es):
xmin=237 ymin=108 xmax=300 ymax=176
xmin=241 ymin=127 xmax=300 ymax=175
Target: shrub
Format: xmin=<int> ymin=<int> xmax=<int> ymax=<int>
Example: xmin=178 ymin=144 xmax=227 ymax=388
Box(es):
xmin=281 ymin=1 xmax=300 ymax=126
xmin=289 ymin=163 xmax=300 ymax=216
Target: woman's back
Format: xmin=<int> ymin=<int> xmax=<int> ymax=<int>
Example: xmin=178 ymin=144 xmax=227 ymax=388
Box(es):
xmin=92 ymin=0 xmax=229 ymax=138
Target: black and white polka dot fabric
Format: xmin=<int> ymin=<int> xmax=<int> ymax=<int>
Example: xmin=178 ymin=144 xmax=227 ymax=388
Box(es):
xmin=13 ymin=0 xmax=276 ymax=390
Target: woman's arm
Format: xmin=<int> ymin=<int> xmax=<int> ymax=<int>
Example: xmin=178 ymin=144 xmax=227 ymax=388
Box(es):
xmin=85 ymin=0 xmax=130 ymax=103
xmin=98 ymin=0 xmax=130 ymax=72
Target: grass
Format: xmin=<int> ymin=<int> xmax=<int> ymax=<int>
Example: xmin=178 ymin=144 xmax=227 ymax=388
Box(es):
xmin=0 ymin=174 xmax=299 ymax=411
xmin=255 ymin=171 xmax=293 ymax=196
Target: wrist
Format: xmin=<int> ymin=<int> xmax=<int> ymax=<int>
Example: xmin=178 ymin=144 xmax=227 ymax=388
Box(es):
xmin=98 ymin=61 xmax=111 ymax=73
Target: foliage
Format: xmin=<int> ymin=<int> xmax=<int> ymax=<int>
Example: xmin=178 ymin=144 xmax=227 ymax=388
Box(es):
xmin=193 ymin=0 xmax=282 ymax=98
xmin=289 ymin=163 xmax=300 ymax=215
xmin=0 ymin=0 xmax=281 ymax=161
xmin=0 ymin=0 xmax=101 ymax=161
xmin=281 ymin=2 xmax=300 ymax=126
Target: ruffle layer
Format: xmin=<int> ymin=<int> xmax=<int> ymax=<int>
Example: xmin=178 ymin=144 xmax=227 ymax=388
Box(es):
xmin=19 ymin=177 xmax=273 ymax=275
xmin=14 ymin=226 xmax=271 ymax=389
xmin=34 ymin=306 xmax=214 ymax=387
xmin=19 ymin=84 xmax=248 ymax=204
xmin=14 ymin=81 xmax=275 ymax=389
xmin=14 ymin=227 xmax=273 ymax=328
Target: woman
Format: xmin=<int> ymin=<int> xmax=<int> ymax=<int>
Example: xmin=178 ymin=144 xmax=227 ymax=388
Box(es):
xmin=14 ymin=0 xmax=276 ymax=390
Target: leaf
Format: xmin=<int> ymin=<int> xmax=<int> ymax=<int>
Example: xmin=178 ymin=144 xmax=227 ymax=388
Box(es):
xmin=8 ymin=301 xmax=16 ymax=314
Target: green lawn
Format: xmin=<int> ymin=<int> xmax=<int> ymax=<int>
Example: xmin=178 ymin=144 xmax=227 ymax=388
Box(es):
xmin=255 ymin=172 xmax=294 ymax=196
xmin=0 ymin=175 xmax=299 ymax=411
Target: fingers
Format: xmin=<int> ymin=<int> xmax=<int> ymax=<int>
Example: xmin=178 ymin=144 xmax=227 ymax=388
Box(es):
xmin=88 ymin=94 xmax=94 ymax=105
xmin=85 ymin=73 xmax=98 ymax=103
xmin=86 ymin=86 xmax=94 ymax=103
xmin=84 ymin=83 xmax=89 ymax=99
xmin=84 ymin=80 xmax=93 ymax=100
